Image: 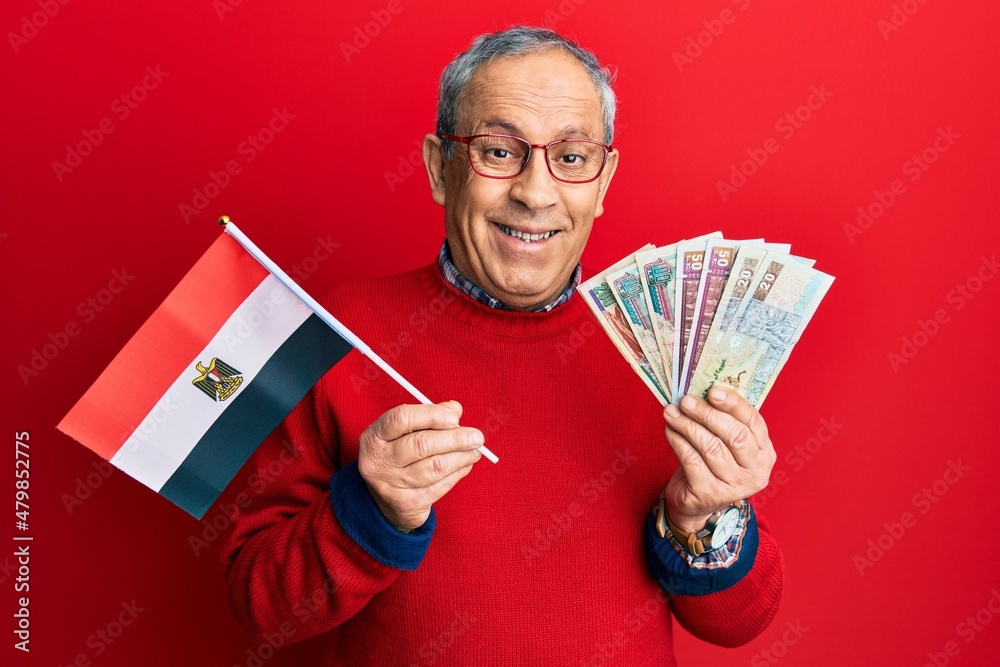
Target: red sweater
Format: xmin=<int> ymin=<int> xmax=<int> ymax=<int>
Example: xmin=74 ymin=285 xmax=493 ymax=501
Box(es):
xmin=222 ymin=262 xmax=783 ymax=666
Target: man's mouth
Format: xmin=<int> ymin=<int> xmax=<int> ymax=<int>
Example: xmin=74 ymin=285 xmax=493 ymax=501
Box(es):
xmin=493 ymin=222 xmax=560 ymax=243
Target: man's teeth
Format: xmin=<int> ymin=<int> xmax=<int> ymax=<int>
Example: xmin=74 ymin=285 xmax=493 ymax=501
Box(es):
xmin=496 ymin=224 xmax=558 ymax=243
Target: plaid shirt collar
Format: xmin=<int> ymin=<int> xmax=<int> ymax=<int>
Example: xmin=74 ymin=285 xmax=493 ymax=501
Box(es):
xmin=437 ymin=240 xmax=582 ymax=313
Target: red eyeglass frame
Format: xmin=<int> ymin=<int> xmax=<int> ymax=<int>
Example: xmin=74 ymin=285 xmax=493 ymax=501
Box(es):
xmin=440 ymin=133 xmax=614 ymax=184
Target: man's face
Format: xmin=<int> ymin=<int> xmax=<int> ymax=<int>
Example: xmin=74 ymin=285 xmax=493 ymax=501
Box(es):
xmin=424 ymin=49 xmax=618 ymax=311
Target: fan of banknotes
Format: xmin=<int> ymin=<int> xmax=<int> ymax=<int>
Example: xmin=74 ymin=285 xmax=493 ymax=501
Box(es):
xmin=581 ymin=232 xmax=834 ymax=408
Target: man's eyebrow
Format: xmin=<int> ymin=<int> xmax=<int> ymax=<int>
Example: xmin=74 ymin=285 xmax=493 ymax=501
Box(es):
xmin=480 ymin=119 xmax=598 ymax=141
xmin=482 ymin=118 xmax=521 ymax=134
xmin=551 ymin=125 xmax=594 ymax=140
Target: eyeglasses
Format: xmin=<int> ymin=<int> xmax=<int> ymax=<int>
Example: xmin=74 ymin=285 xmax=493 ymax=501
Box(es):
xmin=441 ymin=133 xmax=613 ymax=184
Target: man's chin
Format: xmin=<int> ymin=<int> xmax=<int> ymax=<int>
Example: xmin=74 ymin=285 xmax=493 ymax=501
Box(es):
xmin=490 ymin=276 xmax=567 ymax=310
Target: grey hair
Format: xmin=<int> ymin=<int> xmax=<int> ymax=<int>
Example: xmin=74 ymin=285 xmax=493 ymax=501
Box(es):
xmin=436 ymin=26 xmax=617 ymax=159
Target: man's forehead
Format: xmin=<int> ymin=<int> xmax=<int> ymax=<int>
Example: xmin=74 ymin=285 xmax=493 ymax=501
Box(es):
xmin=456 ymin=50 xmax=603 ymax=136
xmin=480 ymin=117 xmax=594 ymax=139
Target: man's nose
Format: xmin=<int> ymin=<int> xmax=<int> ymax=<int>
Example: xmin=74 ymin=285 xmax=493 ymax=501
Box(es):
xmin=509 ymin=149 xmax=560 ymax=210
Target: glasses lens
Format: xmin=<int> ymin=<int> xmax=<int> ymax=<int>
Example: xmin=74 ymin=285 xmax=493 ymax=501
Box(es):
xmin=468 ymin=136 xmax=529 ymax=177
xmin=547 ymin=141 xmax=606 ymax=182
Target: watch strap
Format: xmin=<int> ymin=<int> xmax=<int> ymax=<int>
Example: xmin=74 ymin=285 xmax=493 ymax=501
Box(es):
xmin=654 ymin=497 xmax=733 ymax=557
xmin=665 ymin=508 xmax=711 ymax=557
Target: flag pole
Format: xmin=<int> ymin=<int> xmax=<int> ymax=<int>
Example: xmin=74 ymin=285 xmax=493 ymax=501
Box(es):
xmin=218 ymin=216 xmax=498 ymax=464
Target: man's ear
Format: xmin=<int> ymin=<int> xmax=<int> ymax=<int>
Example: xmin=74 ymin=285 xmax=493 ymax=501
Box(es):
xmin=593 ymin=148 xmax=619 ymax=219
xmin=423 ymin=134 xmax=447 ymax=207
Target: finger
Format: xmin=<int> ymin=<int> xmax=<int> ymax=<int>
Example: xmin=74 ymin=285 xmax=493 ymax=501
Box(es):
xmin=370 ymin=401 xmax=463 ymax=444
xmin=394 ymin=425 xmax=485 ymax=467
xmin=678 ymin=393 xmax=759 ymax=469
xmin=664 ymin=402 xmax=740 ymax=482
xmin=662 ymin=416 xmax=718 ymax=489
xmin=439 ymin=400 xmax=464 ymax=422
xmin=399 ymin=448 xmax=483 ymax=488
xmin=706 ymin=387 xmax=770 ymax=451
xmin=419 ymin=460 xmax=477 ymax=505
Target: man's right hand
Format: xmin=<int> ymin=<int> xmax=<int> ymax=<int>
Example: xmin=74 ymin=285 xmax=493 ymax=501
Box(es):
xmin=357 ymin=401 xmax=484 ymax=533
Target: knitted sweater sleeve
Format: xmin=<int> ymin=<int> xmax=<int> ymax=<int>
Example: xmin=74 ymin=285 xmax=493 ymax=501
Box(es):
xmin=645 ymin=500 xmax=784 ymax=647
xmin=220 ymin=385 xmax=406 ymax=642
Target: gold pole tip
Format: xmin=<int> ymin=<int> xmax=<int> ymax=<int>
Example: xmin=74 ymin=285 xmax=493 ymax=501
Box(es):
xmin=218 ymin=215 xmax=231 ymax=226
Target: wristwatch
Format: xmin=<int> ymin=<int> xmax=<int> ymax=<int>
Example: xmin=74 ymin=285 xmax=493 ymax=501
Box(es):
xmin=654 ymin=497 xmax=742 ymax=557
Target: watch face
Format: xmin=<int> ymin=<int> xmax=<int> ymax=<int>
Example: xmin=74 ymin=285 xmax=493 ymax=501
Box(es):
xmin=710 ymin=507 xmax=741 ymax=550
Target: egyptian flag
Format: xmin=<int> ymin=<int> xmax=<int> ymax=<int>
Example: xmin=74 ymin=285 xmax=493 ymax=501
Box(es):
xmin=57 ymin=224 xmax=354 ymax=519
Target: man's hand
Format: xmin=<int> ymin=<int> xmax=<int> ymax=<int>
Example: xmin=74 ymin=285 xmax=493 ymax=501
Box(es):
xmin=358 ymin=401 xmax=484 ymax=533
xmin=662 ymin=386 xmax=776 ymax=533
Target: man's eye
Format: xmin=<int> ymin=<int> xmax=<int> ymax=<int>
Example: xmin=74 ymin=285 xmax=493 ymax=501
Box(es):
xmin=488 ymin=149 xmax=510 ymax=159
xmin=559 ymin=154 xmax=585 ymax=165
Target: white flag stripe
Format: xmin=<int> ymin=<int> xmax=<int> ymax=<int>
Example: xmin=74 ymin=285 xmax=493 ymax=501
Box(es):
xmin=110 ymin=275 xmax=313 ymax=491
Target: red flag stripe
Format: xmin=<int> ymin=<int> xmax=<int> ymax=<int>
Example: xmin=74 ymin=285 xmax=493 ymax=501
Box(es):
xmin=57 ymin=234 xmax=268 ymax=459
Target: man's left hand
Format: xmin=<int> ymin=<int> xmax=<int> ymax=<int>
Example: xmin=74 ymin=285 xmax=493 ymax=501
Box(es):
xmin=662 ymin=386 xmax=776 ymax=534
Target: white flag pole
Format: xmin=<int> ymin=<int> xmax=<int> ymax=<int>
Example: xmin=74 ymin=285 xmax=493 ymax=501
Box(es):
xmin=220 ymin=217 xmax=498 ymax=464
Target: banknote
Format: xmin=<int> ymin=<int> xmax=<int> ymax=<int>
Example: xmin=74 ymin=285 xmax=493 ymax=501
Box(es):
xmin=606 ymin=264 xmax=672 ymax=399
xmin=635 ymin=232 xmax=720 ymax=403
xmin=688 ymin=251 xmax=834 ymax=408
xmin=739 ymin=255 xmax=825 ymax=407
xmin=679 ymin=240 xmax=791 ymax=398
xmin=679 ymin=240 xmax=738 ymax=398
xmin=580 ymin=246 xmax=669 ymax=405
xmin=698 ymin=244 xmax=813 ymax=369
xmin=671 ymin=240 xmax=710 ymax=403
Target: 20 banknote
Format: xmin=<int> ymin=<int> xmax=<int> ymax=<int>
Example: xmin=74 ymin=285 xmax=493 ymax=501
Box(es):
xmin=581 ymin=233 xmax=834 ymax=408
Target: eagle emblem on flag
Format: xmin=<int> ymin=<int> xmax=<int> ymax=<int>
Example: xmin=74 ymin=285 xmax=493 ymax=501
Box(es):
xmin=192 ymin=357 xmax=243 ymax=401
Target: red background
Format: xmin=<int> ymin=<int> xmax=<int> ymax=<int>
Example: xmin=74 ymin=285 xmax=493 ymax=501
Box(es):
xmin=3 ymin=0 xmax=999 ymax=665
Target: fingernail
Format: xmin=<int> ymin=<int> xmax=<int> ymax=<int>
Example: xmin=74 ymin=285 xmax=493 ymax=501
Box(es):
xmin=469 ymin=430 xmax=485 ymax=446
xmin=680 ymin=395 xmax=697 ymax=410
xmin=445 ymin=411 xmax=460 ymax=427
xmin=709 ymin=387 xmax=727 ymax=403
xmin=665 ymin=405 xmax=681 ymax=419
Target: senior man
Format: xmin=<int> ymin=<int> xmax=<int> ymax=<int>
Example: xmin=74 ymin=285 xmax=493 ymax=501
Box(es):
xmin=223 ymin=26 xmax=782 ymax=665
